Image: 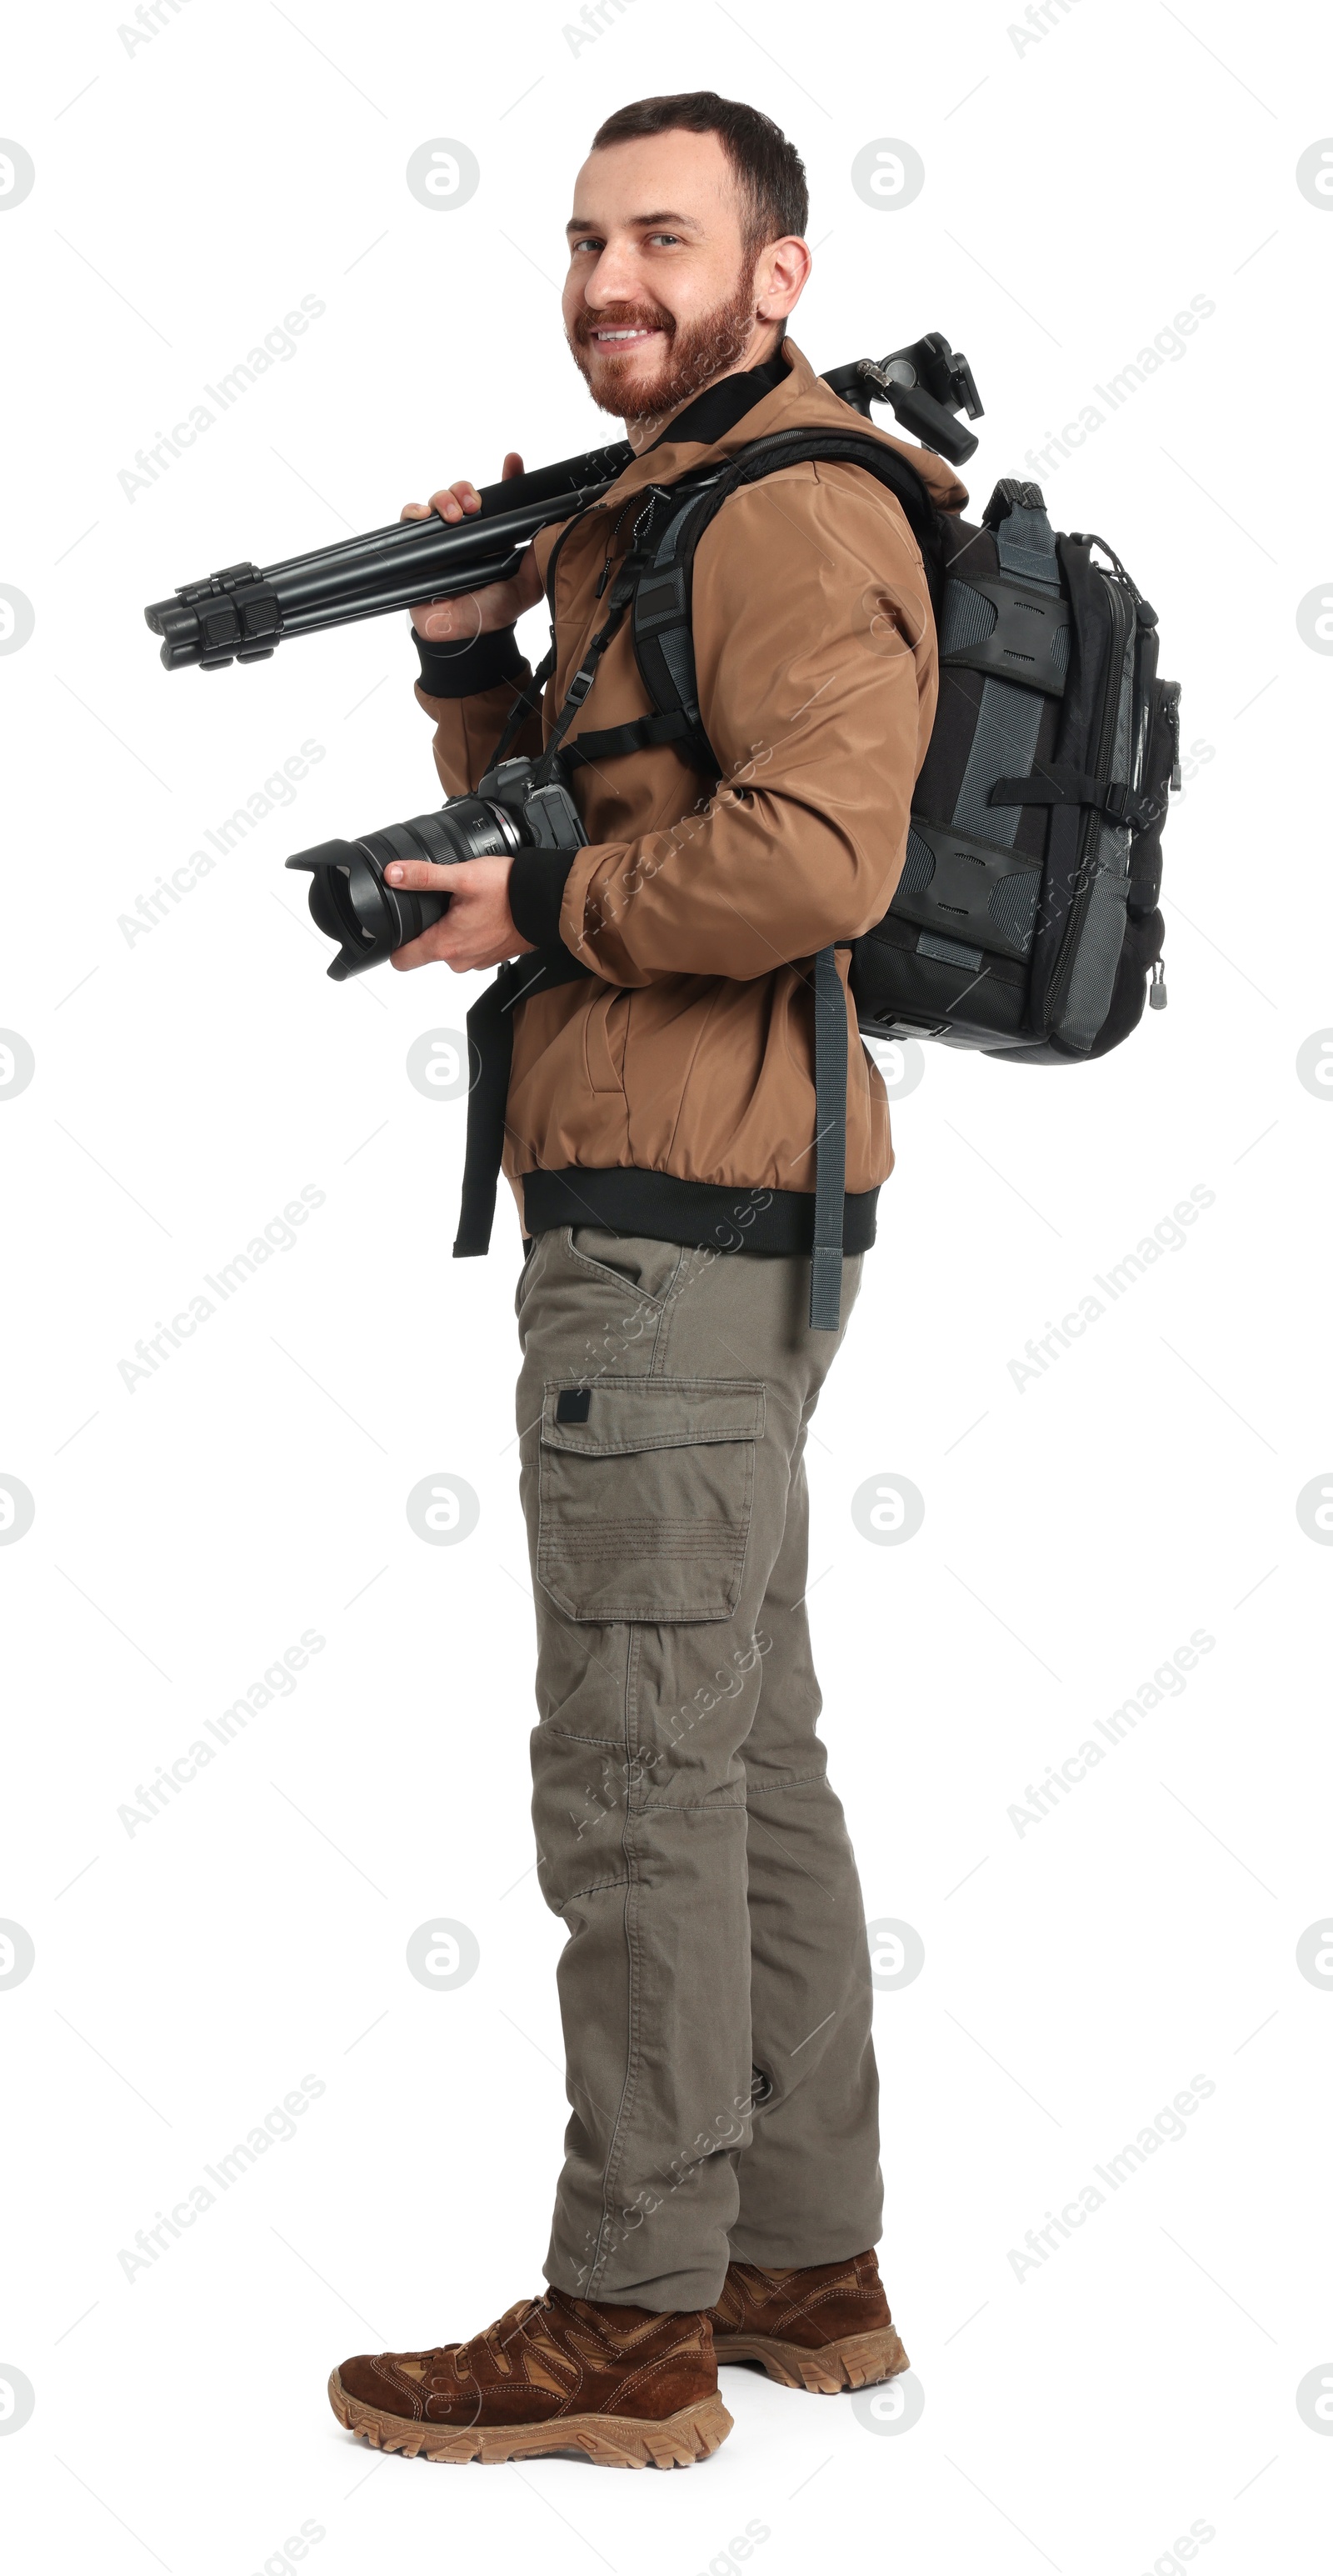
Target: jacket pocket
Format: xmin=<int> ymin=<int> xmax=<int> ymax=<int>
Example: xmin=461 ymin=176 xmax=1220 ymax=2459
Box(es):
xmin=537 ymin=1375 xmax=765 ymax=1623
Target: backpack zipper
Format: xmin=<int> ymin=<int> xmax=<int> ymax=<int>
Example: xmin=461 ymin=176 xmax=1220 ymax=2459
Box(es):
xmin=1045 ymin=568 xmax=1132 ymax=1031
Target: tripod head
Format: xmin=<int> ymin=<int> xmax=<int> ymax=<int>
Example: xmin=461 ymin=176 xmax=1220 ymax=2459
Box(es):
xmin=142 ymin=332 xmax=983 ymax=674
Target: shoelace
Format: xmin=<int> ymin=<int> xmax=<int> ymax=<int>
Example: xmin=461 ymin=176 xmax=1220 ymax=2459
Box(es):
xmin=453 ymin=2293 xmax=566 ymax=2381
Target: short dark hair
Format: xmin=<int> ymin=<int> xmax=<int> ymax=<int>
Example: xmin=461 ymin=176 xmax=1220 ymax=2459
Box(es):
xmin=590 ymin=91 xmax=808 ymax=249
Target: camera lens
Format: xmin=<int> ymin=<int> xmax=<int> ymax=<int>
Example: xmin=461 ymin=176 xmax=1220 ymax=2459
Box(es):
xmin=286 ymin=796 xmax=526 ymax=979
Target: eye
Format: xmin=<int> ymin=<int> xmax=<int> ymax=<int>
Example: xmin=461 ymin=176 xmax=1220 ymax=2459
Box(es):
xmin=569 ymin=235 xmax=603 ymax=255
xmin=646 ymin=231 xmax=682 ymax=247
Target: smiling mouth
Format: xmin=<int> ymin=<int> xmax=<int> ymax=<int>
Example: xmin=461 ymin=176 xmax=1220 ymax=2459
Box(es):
xmin=592 ymin=326 xmax=663 ymax=345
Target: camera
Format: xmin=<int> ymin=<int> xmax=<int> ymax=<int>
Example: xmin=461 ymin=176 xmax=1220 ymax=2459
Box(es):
xmin=285 ymin=756 xmax=587 ymax=980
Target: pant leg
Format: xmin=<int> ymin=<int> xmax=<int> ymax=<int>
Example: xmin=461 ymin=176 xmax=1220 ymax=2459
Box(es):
xmin=728 ymin=1393 xmax=883 ymax=2264
xmin=515 ymin=1222 xmax=875 ymax=2313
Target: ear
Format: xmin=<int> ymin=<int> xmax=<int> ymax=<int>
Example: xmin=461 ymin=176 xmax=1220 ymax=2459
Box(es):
xmin=753 ymin=233 xmax=812 ymax=323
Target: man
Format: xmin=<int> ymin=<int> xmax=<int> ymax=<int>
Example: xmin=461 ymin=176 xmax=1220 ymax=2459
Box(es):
xmin=327 ymin=90 xmax=966 ymax=2468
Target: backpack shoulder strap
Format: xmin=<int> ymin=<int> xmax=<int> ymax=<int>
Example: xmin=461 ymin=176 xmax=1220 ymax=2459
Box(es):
xmin=563 ymin=428 xmax=944 ymax=783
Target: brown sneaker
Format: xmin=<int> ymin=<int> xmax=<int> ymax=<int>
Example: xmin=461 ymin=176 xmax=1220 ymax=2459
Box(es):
xmin=706 ymin=2248 xmax=909 ymax=2394
xmin=327 ymin=2288 xmax=732 ymax=2468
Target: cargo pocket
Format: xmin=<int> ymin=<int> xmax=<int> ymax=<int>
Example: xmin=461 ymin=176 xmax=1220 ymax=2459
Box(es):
xmin=537 ymin=1375 xmax=765 ymax=1623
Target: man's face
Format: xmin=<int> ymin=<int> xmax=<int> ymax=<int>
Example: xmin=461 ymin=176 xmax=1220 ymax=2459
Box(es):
xmin=563 ymin=129 xmax=766 ymax=426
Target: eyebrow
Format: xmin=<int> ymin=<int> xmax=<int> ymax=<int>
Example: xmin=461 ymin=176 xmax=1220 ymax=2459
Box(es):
xmin=565 ymin=209 xmax=700 ymax=235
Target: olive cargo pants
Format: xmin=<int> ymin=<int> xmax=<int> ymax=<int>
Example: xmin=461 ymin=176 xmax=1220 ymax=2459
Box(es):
xmin=515 ymin=1222 xmax=882 ymax=2313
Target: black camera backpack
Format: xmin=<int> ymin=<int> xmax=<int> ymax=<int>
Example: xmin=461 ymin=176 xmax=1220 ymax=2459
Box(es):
xmin=573 ymin=429 xmax=1181 ymax=1061
xmin=477 ymin=428 xmax=1181 ymax=1327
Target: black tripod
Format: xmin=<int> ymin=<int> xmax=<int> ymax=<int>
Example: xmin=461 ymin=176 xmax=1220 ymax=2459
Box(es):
xmin=142 ymin=333 xmax=981 ymax=674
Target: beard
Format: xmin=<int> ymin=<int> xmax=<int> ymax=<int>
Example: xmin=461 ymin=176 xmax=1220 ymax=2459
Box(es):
xmin=567 ymin=256 xmax=762 ymax=428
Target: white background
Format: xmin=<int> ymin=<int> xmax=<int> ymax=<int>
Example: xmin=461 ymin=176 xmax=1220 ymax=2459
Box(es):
xmin=2 ymin=3 xmax=1331 ymax=2570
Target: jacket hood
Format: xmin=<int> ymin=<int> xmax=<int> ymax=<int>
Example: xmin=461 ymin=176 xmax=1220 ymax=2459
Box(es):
xmin=599 ymin=334 xmax=971 ymax=518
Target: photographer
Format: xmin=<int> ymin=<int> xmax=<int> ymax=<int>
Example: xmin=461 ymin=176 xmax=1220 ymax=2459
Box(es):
xmin=328 ymin=90 xmax=967 ymax=2469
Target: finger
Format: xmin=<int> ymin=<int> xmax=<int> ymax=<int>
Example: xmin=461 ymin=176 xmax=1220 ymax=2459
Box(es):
xmin=383 ymin=858 xmax=469 ymax=892
xmin=502 ymin=452 xmax=525 ymax=480
xmin=427 ymin=482 xmax=482 ymax=524
xmin=400 ymin=500 xmax=432 ymax=520
xmin=390 ymin=924 xmax=462 ymax=973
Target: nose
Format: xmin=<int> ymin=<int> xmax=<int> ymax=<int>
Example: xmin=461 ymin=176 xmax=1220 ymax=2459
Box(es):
xmin=582 ymin=248 xmax=647 ymax=309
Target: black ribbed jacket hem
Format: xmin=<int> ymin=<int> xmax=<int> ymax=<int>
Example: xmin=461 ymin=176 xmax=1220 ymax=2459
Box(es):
xmin=522 ymin=1167 xmax=879 ymax=1254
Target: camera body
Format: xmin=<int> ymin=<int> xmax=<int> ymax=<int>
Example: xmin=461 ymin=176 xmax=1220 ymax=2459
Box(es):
xmin=285 ymin=757 xmax=587 ymax=980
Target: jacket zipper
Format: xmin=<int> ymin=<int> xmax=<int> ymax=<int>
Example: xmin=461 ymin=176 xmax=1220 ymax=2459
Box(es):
xmin=1046 ymin=569 xmax=1131 ymax=1029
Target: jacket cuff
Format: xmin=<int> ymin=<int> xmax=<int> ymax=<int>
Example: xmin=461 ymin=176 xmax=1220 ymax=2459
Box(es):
xmin=414 ymin=623 xmax=525 ymax=700
xmin=509 ymin=848 xmax=577 ymax=953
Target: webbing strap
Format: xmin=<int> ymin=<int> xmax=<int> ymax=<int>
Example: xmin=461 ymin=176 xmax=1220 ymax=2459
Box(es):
xmin=950 ymin=501 xmax=1061 ymax=848
xmin=809 ymin=945 xmax=849 ymax=1332
xmin=453 ymin=948 xmax=592 ymax=1258
xmin=489 ymin=642 xmax=556 ymax=770
xmin=560 ymin=708 xmax=716 ymax=771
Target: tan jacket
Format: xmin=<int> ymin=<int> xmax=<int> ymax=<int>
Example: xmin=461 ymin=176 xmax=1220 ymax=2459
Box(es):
xmin=416 ymin=337 xmax=969 ymax=1239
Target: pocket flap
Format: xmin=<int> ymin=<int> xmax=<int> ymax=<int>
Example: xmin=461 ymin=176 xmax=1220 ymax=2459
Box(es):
xmin=540 ymin=1375 xmax=765 ymax=1457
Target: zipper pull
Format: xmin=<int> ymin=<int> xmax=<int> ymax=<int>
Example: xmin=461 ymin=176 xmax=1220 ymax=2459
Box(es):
xmin=1149 ymin=959 xmax=1167 ymax=1010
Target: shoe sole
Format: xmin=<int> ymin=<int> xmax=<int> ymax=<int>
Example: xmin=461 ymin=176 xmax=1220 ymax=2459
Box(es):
xmin=713 ymin=2322 xmax=909 ymax=2394
xmin=327 ymin=2370 xmax=732 ymax=2468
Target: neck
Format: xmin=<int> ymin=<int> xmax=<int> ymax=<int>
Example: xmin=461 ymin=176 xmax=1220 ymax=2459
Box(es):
xmin=623 ymin=317 xmax=785 ymax=453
